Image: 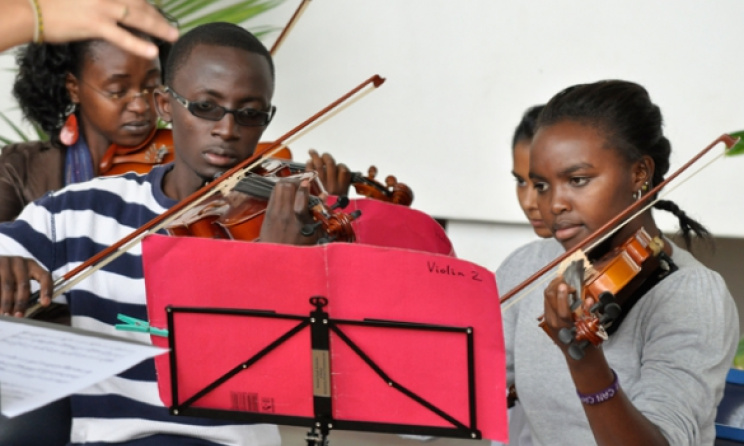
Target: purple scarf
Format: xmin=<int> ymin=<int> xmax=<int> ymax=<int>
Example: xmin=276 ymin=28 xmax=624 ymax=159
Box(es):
xmin=63 ymin=138 xmax=94 ymax=186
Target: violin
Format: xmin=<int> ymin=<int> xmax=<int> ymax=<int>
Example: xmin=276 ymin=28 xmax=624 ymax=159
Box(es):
xmin=99 ymin=128 xmax=175 ymax=176
xmin=543 ymin=227 xmax=666 ymax=359
xmin=350 ymin=166 xmax=414 ymax=206
xmin=165 ymin=158 xmax=360 ymax=243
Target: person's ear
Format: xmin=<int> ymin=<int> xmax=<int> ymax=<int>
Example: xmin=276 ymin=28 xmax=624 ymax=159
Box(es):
xmin=154 ymin=88 xmax=172 ymax=123
xmin=65 ymin=73 xmax=80 ymax=104
xmin=632 ymin=155 xmax=655 ymax=190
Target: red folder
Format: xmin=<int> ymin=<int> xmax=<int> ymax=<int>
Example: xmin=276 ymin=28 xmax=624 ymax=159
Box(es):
xmin=142 ymin=235 xmax=507 ymax=442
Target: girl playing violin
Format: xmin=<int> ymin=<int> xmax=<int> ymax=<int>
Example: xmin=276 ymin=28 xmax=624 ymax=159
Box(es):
xmin=0 ymin=15 xmax=173 ymax=222
xmin=497 ymin=80 xmax=738 ymax=445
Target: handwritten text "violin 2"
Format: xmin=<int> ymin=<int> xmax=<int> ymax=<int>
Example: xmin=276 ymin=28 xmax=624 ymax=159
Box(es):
xmin=427 ymin=261 xmax=483 ymax=282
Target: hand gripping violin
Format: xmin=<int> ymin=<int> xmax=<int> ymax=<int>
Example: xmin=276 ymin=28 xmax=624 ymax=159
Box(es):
xmin=288 ymin=160 xmax=414 ymax=206
xmin=165 ymin=158 xmax=360 ymax=243
xmin=547 ymin=227 xmax=666 ymax=360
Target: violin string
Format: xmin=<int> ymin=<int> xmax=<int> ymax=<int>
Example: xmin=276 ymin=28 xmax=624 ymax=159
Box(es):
xmin=500 ymin=149 xmax=726 ymax=312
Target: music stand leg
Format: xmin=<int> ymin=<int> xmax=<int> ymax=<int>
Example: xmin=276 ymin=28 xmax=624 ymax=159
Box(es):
xmin=305 ymin=425 xmax=329 ymax=446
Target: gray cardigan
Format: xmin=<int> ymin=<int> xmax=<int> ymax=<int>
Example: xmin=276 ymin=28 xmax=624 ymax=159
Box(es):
xmin=497 ymin=238 xmax=738 ymax=445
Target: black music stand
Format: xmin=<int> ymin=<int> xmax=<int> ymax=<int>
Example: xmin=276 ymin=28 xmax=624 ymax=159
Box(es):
xmin=163 ymin=296 xmax=481 ymax=445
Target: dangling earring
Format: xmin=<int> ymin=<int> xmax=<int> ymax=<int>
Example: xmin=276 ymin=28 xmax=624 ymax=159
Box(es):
xmin=59 ymin=103 xmax=79 ymax=146
xmin=632 ymin=181 xmax=650 ymax=201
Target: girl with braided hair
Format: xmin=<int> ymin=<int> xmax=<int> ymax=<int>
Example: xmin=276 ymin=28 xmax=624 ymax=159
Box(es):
xmin=0 ymin=22 xmax=173 ymax=222
xmin=497 ymin=80 xmax=737 ymax=445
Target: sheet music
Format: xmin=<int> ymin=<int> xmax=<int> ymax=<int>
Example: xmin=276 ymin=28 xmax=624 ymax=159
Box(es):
xmin=0 ymin=316 xmax=165 ymax=418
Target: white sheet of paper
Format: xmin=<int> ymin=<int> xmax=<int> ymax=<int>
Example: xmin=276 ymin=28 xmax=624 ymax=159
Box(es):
xmin=0 ymin=316 xmax=166 ymax=418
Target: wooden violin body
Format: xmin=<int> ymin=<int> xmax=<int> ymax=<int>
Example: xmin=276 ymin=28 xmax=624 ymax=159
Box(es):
xmin=554 ymin=227 xmax=665 ymax=359
xmin=165 ymin=158 xmax=360 ymax=243
xmin=99 ymin=128 xmax=175 ymax=176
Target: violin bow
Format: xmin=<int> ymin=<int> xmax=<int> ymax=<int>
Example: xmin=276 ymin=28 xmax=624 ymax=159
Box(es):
xmin=500 ymin=133 xmax=740 ymax=308
xmin=270 ymin=0 xmax=312 ymax=56
xmin=39 ymin=74 xmax=386 ymax=300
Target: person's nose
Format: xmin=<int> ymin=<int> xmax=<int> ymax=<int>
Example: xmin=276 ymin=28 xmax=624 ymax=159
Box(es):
xmin=211 ymin=111 xmax=239 ymax=141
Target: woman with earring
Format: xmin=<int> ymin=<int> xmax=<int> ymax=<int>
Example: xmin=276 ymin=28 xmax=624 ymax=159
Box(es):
xmin=497 ymin=80 xmax=737 ymax=445
xmin=0 ymin=23 xmax=173 ymax=223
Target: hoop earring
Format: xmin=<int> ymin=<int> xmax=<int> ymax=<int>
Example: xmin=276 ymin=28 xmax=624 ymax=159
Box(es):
xmin=59 ymin=103 xmax=79 ymax=146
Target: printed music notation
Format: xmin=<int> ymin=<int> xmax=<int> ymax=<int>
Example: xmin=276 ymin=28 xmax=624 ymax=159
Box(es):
xmin=0 ymin=316 xmax=165 ymax=418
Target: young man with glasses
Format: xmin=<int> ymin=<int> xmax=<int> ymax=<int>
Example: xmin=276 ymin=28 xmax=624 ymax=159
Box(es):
xmin=0 ymin=22 xmax=327 ymax=446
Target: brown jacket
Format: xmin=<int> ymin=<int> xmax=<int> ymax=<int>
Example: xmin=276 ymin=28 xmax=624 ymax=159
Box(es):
xmin=0 ymin=140 xmax=64 ymax=222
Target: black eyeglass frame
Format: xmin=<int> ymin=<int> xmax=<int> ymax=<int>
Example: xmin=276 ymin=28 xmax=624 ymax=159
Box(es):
xmin=164 ymin=86 xmax=276 ymax=127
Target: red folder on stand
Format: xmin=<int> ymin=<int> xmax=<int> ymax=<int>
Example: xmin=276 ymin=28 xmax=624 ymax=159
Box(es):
xmin=142 ymin=235 xmax=507 ymax=442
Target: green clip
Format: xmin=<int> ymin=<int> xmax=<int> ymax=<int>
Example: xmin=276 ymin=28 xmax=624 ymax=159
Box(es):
xmin=115 ymin=314 xmax=168 ymax=337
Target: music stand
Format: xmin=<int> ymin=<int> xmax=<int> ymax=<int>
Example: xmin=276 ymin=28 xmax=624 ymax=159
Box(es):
xmin=142 ymin=235 xmax=508 ymax=442
xmin=163 ymin=296 xmax=480 ymax=444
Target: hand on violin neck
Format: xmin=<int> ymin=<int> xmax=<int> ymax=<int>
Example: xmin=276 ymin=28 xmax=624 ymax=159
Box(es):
xmin=542 ymin=277 xmax=586 ymax=357
xmin=259 ymin=178 xmax=321 ymax=245
xmin=305 ymin=149 xmax=352 ymax=198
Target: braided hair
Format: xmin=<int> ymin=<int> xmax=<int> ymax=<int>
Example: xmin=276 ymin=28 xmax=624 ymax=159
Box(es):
xmin=537 ymin=80 xmax=709 ymax=250
xmin=12 ymin=20 xmax=173 ymax=145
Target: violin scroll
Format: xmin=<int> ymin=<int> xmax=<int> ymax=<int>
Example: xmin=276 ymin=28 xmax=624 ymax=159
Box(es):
xmin=351 ymin=165 xmax=414 ymax=206
xmin=303 ymin=196 xmax=362 ymax=244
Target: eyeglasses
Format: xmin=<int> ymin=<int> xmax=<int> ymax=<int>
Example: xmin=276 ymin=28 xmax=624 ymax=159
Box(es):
xmin=79 ymin=78 xmax=159 ymax=104
xmin=164 ymin=86 xmax=275 ymax=127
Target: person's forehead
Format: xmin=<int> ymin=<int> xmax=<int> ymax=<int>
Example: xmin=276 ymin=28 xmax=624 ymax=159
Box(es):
xmin=176 ymin=44 xmax=267 ymax=78
xmin=83 ymin=40 xmax=160 ymax=75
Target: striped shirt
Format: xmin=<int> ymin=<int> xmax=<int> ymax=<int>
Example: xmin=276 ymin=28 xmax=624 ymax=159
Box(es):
xmin=0 ymin=165 xmax=281 ymax=445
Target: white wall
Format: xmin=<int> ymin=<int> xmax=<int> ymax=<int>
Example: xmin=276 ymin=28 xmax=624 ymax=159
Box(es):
xmin=248 ymin=0 xmax=744 ymax=239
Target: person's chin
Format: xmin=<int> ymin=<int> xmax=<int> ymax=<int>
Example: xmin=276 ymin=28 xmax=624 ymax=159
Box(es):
xmin=119 ymin=123 xmax=154 ymax=141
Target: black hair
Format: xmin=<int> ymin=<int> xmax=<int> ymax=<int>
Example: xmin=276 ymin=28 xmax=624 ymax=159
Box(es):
xmin=537 ymin=80 xmax=709 ymax=249
xmin=12 ymin=16 xmax=174 ymax=143
xmin=164 ymin=22 xmax=274 ymax=87
xmin=512 ymin=104 xmax=544 ymax=148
